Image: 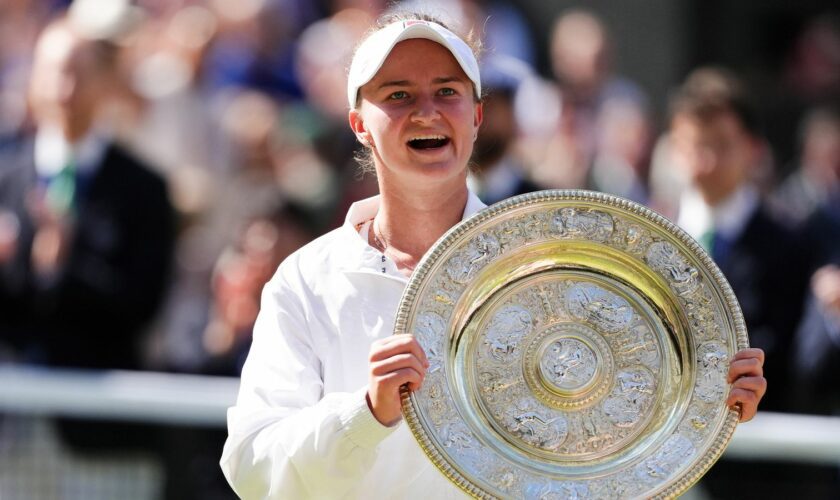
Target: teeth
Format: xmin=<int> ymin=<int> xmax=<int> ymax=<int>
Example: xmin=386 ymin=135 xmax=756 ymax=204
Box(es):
xmin=409 ymin=135 xmax=446 ymax=141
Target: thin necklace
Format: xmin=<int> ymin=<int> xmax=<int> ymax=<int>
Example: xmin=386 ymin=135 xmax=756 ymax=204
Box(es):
xmin=370 ymin=218 xmax=387 ymax=253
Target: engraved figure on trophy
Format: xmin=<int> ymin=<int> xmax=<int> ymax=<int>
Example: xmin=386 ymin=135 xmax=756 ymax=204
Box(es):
xmin=483 ymin=304 xmax=532 ymax=362
xmin=494 ymin=467 xmax=520 ymax=492
xmin=440 ymin=422 xmax=476 ymax=452
xmin=622 ymin=222 xmax=650 ymax=256
xmin=430 ymin=285 xmax=456 ymax=308
xmin=527 ymin=479 xmax=590 ymax=500
xmin=541 ymin=338 xmax=597 ymax=390
xmin=518 ymin=284 xmax=566 ymax=327
xmin=424 ymin=379 xmax=450 ymax=426
xmin=603 ymin=367 xmax=656 ymax=427
xmin=548 ymin=207 xmax=614 ymax=242
xmin=645 ymin=241 xmax=701 ymax=296
xmin=685 ymin=297 xmax=722 ymax=341
xmin=616 ymin=368 xmax=655 ymax=396
xmin=478 ymin=370 xmax=518 ymax=404
xmin=502 ymin=398 xmax=569 ymax=451
xmin=440 ymin=422 xmax=489 ymax=477
xmin=414 ymin=312 xmax=447 ymax=373
xmin=614 ymin=324 xmax=660 ymax=368
xmin=497 ymin=214 xmax=538 ymax=251
xmin=445 ymin=232 xmax=501 ymax=284
xmin=696 ymin=342 xmax=729 ymax=402
xmin=634 ymin=435 xmax=695 ymax=483
xmin=495 ymin=219 xmax=520 ymax=252
xmin=566 ymin=411 xmax=618 ymax=453
xmin=566 ymin=283 xmax=633 ymax=333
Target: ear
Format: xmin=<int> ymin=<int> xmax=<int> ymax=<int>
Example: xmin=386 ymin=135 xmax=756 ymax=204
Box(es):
xmin=349 ymin=109 xmax=373 ymax=147
xmin=473 ymin=101 xmax=484 ymax=129
xmin=739 ymin=132 xmax=763 ymax=173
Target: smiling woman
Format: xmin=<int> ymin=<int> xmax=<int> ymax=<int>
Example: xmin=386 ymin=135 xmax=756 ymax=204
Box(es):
xmin=219 ymin=10 xmax=767 ymax=500
xmin=219 ymin=12 xmax=491 ymax=499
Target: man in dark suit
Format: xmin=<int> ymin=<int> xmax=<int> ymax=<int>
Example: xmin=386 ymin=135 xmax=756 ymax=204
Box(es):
xmin=0 ymin=18 xmax=174 ymax=449
xmin=667 ymin=67 xmax=831 ymax=498
xmin=668 ymin=67 xmax=809 ymax=411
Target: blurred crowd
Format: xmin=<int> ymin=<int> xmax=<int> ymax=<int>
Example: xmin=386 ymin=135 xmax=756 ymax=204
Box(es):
xmin=0 ymin=0 xmax=838 ymax=498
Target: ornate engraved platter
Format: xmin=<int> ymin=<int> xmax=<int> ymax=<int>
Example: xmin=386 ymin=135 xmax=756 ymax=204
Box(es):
xmin=396 ymin=190 xmax=748 ymax=499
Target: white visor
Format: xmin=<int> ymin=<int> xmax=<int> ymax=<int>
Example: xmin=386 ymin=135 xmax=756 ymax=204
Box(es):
xmin=347 ymin=20 xmax=481 ymax=108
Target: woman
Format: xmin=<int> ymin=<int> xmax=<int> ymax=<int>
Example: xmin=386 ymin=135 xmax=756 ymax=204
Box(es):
xmin=220 ymin=13 xmax=766 ymax=499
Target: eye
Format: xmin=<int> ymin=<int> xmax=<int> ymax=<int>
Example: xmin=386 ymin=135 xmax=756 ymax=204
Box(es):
xmin=389 ymin=90 xmax=408 ymax=100
xmin=438 ymin=87 xmax=457 ymax=96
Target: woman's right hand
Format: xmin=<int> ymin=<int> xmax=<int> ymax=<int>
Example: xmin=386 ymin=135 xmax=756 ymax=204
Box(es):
xmin=366 ymin=334 xmax=429 ymax=426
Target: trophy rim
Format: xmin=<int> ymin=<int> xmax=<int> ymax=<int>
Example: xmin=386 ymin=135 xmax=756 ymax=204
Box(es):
xmin=397 ymin=189 xmax=747 ymax=499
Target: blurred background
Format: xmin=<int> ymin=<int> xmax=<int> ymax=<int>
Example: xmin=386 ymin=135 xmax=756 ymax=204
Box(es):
xmin=0 ymin=0 xmax=838 ymax=498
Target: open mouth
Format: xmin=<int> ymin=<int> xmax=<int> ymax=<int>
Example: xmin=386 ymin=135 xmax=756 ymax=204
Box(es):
xmin=407 ymin=134 xmax=450 ymax=150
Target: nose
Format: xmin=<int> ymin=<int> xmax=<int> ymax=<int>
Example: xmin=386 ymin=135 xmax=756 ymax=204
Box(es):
xmin=695 ymin=147 xmax=720 ymax=174
xmin=56 ymin=73 xmax=77 ymax=105
xmin=39 ymin=71 xmax=75 ymax=106
xmin=410 ymin=95 xmax=440 ymax=124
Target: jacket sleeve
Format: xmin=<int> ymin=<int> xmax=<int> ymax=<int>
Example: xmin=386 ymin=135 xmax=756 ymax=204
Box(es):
xmin=219 ymin=265 xmax=396 ymax=499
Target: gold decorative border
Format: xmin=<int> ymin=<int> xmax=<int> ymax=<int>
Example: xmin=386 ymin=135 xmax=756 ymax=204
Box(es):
xmin=396 ymin=189 xmax=748 ymax=499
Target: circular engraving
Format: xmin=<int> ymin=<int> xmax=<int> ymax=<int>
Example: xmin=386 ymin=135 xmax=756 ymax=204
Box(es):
xmin=523 ymin=321 xmax=615 ymax=412
xmin=539 ymin=337 xmax=597 ymax=392
xmin=463 ymin=274 xmax=668 ymax=464
xmin=399 ymin=190 xmax=748 ymax=499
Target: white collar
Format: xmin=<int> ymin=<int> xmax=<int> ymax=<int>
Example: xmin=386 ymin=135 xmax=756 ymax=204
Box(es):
xmin=340 ymin=191 xmax=487 ymax=278
xmin=343 ymin=190 xmax=486 ymax=229
xmin=34 ymin=126 xmax=108 ymax=177
xmin=678 ymin=185 xmax=759 ymax=241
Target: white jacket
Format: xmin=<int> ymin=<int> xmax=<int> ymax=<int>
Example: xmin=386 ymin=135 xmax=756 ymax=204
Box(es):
xmin=221 ymin=193 xmax=486 ymax=499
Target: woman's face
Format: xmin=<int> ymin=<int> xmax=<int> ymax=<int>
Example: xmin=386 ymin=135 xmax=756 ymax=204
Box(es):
xmin=349 ymin=39 xmax=483 ymax=190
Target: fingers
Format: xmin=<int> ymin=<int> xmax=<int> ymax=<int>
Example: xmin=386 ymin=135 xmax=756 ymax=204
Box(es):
xmin=727 ymin=348 xmax=766 ymax=422
xmin=730 ymin=375 xmax=767 ymax=400
xmin=378 ymin=367 xmax=425 ymax=392
xmin=728 ymin=385 xmax=764 ymax=422
xmin=731 ymin=347 xmax=764 ymax=364
xmin=370 ymin=353 xmax=427 ymax=390
xmin=728 ymin=357 xmax=763 ymax=383
xmin=367 ymin=334 xmax=429 ymax=426
xmin=369 ymin=335 xmax=428 ymax=392
xmin=370 ymin=334 xmax=429 ymax=368
xmin=728 ymin=348 xmax=764 ymax=383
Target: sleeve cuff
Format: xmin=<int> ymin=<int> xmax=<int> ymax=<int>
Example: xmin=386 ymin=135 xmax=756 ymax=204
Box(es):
xmin=337 ymin=388 xmax=399 ymax=449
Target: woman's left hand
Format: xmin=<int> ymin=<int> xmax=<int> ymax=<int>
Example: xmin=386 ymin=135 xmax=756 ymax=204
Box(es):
xmin=727 ymin=347 xmax=766 ymax=422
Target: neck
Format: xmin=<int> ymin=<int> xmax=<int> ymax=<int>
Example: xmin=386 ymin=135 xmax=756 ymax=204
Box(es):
xmin=699 ymin=184 xmax=738 ymax=207
xmin=374 ymin=176 xmax=468 ymax=275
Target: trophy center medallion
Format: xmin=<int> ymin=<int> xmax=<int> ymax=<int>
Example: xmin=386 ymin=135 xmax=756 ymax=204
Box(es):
xmin=538 ymin=337 xmax=598 ymax=394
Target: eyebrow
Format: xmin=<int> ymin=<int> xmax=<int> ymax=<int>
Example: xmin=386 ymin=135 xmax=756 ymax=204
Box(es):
xmin=376 ymin=76 xmax=467 ymax=90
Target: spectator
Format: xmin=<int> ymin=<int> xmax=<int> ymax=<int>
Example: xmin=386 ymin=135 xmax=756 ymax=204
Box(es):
xmin=588 ymin=95 xmax=652 ymax=204
xmin=468 ymin=54 xmax=538 ymax=205
xmin=528 ymin=9 xmax=648 ymax=193
xmin=788 ymin=107 xmax=840 ymax=419
xmin=667 ymin=67 xmax=808 ymax=411
xmin=202 ymin=205 xmax=313 ymax=376
xmin=666 ymin=66 xmax=818 ymax=498
xmin=771 ymin=105 xmax=840 ymax=225
xmin=0 ymin=15 xmax=175 ymax=449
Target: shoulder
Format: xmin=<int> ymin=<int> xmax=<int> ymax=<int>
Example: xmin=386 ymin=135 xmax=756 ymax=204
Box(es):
xmin=746 ymin=204 xmax=799 ymax=240
xmin=100 ymin=144 xmax=167 ymax=191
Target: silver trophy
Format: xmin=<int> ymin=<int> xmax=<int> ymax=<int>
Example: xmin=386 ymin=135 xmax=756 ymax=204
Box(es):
xmin=397 ymin=190 xmax=746 ymax=499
